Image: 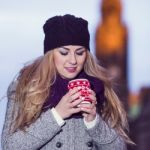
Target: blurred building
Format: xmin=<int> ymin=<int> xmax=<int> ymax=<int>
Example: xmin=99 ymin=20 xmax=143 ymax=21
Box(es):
xmin=128 ymin=87 xmax=150 ymax=150
xmin=95 ymin=0 xmax=128 ymax=107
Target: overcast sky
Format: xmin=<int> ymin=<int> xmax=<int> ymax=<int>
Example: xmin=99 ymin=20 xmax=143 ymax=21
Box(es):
xmin=0 ymin=0 xmax=150 ymax=148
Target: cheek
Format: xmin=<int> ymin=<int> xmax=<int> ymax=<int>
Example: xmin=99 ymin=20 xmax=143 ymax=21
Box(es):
xmin=55 ymin=60 xmax=64 ymax=72
xmin=54 ymin=55 xmax=64 ymax=70
xmin=78 ymin=55 xmax=87 ymax=66
xmin=54 ymin=58 xmax=60 ymax=67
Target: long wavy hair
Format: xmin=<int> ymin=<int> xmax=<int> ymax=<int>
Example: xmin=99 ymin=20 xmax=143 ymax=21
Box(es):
xmin=9 ymin=50 xmax=133 ymax=144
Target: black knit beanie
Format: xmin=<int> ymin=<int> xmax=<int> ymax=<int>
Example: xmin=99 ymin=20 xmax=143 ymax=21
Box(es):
xmin=43 ymin=14 xmax=90 ymax=54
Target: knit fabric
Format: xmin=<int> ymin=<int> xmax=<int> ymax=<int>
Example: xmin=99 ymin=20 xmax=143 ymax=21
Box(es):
xmin=43 ymin=14 xmax=90 ymax=53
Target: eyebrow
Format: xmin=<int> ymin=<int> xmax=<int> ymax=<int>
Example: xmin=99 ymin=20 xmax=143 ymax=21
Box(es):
xmin=61 ymin=46 xmax=85 ymax=51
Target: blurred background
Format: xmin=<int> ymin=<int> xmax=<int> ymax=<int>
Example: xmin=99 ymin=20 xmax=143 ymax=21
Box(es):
xmin=0 ymin=0 xmax=150 ymax=149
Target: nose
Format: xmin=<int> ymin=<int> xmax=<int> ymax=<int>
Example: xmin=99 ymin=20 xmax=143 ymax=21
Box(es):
xmin=69 ymin=53 xmax=77 ymax=65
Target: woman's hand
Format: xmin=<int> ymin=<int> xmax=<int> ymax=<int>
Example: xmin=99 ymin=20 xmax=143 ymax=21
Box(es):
xmin=55 ymin=87 xmax=83 ymax=119
xmin=80 ymin=89 xmax=97 ymax=122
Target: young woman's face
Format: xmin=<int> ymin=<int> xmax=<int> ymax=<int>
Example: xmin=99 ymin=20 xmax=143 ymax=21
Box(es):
xmin=53 ymin=45 xmax=87 ymax=79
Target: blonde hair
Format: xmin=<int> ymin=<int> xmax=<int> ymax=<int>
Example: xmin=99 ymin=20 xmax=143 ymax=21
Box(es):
xmin=10 ymin=51 xmax=56 ymax=131
xmin=9 ymin=50 xmax=133 ymax=144
xmin=84 ymin=51 xmax=133 ymax=144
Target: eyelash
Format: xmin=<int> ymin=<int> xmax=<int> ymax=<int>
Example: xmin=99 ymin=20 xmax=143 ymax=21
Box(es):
xmin=60 ymin=52 xmax=68 ymax=55
xmin=60 ymin=51 xmax=84 ymax=56
xmin=76 ymin=52 xmax=84 ymax=55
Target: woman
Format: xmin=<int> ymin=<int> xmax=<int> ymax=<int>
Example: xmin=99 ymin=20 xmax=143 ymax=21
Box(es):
xmin=2 ymin=14 xmax=132 ymax=150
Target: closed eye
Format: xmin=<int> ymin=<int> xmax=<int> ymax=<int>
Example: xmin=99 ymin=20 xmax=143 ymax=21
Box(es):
xmin=59 ymin=51 xmax=68 ymax=55
xmin=76 ymin=50 xmax=85 ymax=55
xmin=58 ymin=48 xmax=69 ymax=55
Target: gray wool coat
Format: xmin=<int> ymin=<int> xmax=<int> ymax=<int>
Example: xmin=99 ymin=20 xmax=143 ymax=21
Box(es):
xmin=1 ymin=82 xmax=127 ymax=150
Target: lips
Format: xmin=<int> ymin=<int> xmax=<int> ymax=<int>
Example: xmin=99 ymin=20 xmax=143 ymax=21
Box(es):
xmin=65 ymin=67 xmax=77 ymax=73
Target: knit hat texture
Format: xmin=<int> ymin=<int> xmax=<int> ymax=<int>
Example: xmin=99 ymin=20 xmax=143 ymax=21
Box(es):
xmin=43 ymin=14 xmax=90 ymax=54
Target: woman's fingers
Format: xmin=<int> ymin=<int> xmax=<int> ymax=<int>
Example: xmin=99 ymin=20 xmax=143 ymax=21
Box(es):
xmin=86 ymin=89 xmax=97 ymax=104
xmin=70 ymin=107 xmax=81 ymax=114
xmin=80 ymin=102 xmax=96 ymax=112
xmin=80 ymin=103 xmax=93 ymax=109
xmin=69 ymin=87 xmax=80 ymax=96
xmin=58 ymin=87 xmax=97 ymax=119
xmin=88 ymin=94 xmax=97 ymax=104
xmin=70 ymin=98 xmax=83 ymax=108
xmin=81 ymin=105 xmax=96 ymax=115
xmin=88 ymin=88 xmax=96 ymax=96
xmin=67 ymin=88 xmax=97 ymax=104
xmin=69 ymin=91 xmax=81 ymax=103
